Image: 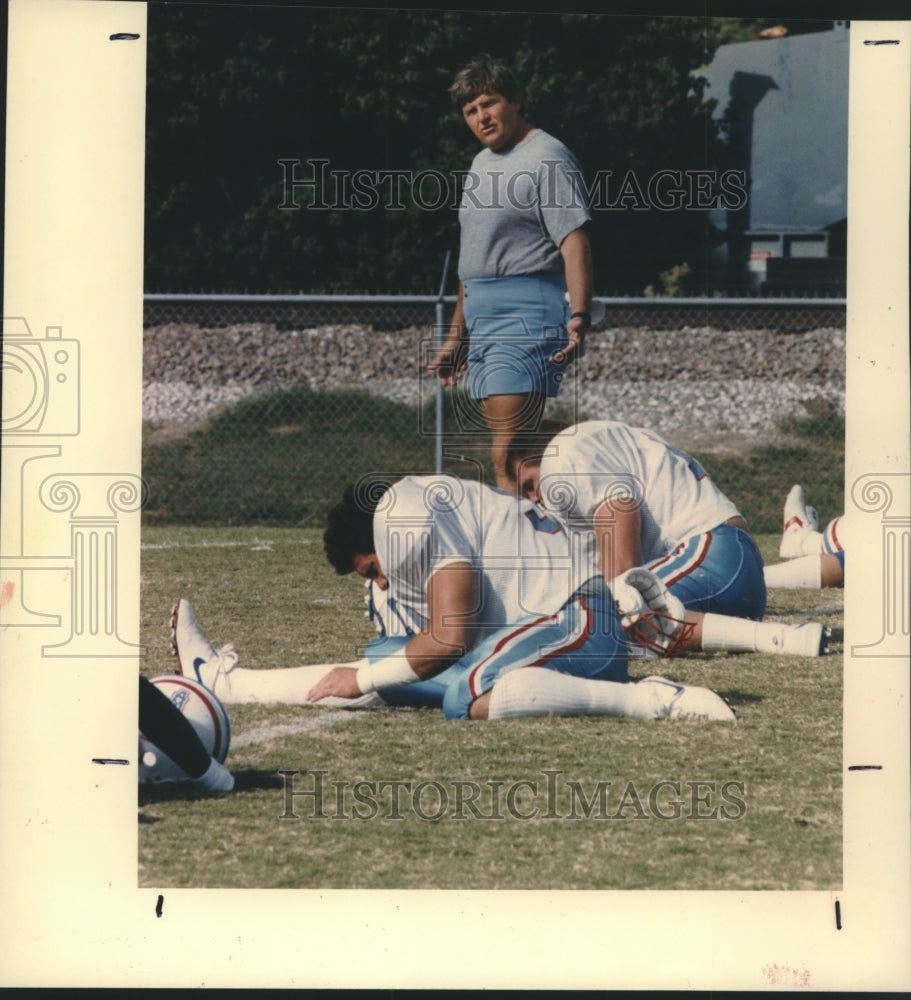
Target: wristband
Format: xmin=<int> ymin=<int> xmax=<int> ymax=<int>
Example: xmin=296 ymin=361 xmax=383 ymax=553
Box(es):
xmin=355 ymin=653 xmax=421 ymax=693
xmin=570 ymin=311 xmax=591 ymax=327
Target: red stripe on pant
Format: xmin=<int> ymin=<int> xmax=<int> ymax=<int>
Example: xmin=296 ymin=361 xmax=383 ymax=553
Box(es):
xmin=648 ymin=532 xmax=713 ymax=589
xmin=466 ymin=598 xmax=593 ymax=701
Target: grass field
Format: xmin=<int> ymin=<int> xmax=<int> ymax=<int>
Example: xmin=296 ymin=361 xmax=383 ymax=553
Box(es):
xmin=141 ymin=386 xmax=846 ymax=533
xmin=138 ymin=525 xmax=844 ymax=892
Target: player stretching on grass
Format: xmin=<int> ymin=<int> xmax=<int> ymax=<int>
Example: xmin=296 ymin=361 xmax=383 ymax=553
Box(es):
xmin=173 ymin=474 xmax=737 ymax=722
xmin=172 ymin=473 xmax=830 ymax=724
xmin=507 ymin=419 xmax=830 ymax=657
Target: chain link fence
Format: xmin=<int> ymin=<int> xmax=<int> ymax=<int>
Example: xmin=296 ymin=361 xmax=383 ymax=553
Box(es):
xmin=142 ymin=294 xmax=847 ymax=533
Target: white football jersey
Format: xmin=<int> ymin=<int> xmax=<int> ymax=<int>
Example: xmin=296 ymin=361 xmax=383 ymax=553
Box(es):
xmin=537 ymin=421 xmax=740 ymax=563
xmin=372 ymin=476 xmax=596 ymax=642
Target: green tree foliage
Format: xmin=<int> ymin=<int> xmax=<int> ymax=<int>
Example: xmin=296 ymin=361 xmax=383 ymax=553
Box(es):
xmin=143 ymin=8 xmax=792 ymax=295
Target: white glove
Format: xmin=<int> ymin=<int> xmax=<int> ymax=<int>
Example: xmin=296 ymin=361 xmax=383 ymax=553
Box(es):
xmin=610 ymin=572 xmax=650 ymax=627
xmin=609 ymin=567 xmax=691 ymax=657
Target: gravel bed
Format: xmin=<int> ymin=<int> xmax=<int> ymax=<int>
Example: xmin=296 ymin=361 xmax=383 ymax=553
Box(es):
xmin=143 ymin=321 xmax=846 ymax=445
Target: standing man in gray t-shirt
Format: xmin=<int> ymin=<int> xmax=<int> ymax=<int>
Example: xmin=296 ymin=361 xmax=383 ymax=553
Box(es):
xmin=427 ymin=54 xmax=594 ymax=490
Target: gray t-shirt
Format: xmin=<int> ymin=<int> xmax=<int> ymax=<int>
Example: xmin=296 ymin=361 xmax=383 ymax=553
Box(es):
xmin=457 ymin=129 xmax=591 ymax=281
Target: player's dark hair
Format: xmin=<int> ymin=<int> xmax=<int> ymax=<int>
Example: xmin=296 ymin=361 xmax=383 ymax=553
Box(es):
xmin=506 ymin=419 xmax=570 ymax=476
xmin=323 ymin=483 xmax=380 ymax=575
xmin=449 ymin=53 xmax=523 ymax=112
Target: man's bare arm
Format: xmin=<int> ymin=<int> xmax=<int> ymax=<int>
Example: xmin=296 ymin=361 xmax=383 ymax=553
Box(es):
xmin=592 ymin=498 xmax=642 ymax=582
xmin=306 ymin=561 xmax=478 ymax=701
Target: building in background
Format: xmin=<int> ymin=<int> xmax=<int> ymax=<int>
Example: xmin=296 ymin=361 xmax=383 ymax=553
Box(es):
xmin=700 ymin=21 xmax=849 ymax=295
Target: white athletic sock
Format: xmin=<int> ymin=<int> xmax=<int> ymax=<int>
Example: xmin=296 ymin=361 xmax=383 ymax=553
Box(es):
xmin=701 ymin=614 xmax=806 ymax=654
xmin=488 ymin=668 xmax=661 ymax=721
xmin=796 ymin=529 xmax=824 ymax=556
xmin=763 ymin=554 xmax=823 ymax=589
xmin=214 ymin=659 xmax=383 ymax=708
xmin=701 ymin=614 xmax=771 ymax=652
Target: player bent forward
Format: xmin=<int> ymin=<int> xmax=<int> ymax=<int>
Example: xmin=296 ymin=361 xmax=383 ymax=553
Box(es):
xmin=508 ymin=419 xmax=830 ymax=657
xmin=173 ymin=475 xmax=737 ymax=723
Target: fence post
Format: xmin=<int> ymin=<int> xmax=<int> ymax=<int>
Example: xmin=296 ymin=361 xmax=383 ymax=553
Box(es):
xmin=435 ymin=251 xmax=451 ymax=475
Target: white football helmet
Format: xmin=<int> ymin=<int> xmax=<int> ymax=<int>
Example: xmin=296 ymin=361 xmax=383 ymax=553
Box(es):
xmin=139 ymin=674 xmax=231 ymax=783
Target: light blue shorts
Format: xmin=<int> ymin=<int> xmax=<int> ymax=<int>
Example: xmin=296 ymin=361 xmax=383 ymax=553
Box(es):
xmin=462 ymin=273 xmax=575 ymax=399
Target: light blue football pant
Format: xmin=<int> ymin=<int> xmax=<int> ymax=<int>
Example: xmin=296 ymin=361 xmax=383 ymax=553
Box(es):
xmin=371 ymin=580 xmax=628 ymax=721
xmin=647 ymin=523 xmax=767 ymax=621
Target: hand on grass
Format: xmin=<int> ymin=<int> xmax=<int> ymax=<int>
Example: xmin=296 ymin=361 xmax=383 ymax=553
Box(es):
xmin=306 ymin=666 xmax=362 ymax=702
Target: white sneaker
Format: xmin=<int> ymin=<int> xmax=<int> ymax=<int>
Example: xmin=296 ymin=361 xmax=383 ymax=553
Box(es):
xmin=170 ymin=599 xmax=238 ymax=696
xmin=776 ymin=622 xmax=830 ymax=657
xmin=639 ymin=676 xmax=736 ymax=722
xmin=779 ymin=485 xmax=819 ymax=558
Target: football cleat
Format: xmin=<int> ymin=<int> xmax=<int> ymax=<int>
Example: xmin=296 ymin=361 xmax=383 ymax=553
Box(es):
xmin=639 ymin=675 xmax=737 ymax=722
xmin=779 ymin=484 xmax=820 ymax=558
xmin=170 ymin=599 xmax=238 ymax=697
xmin=776 ymin=621 xmax=830 ymax=657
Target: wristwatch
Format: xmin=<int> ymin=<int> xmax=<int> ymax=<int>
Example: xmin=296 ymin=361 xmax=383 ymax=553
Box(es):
xmin=570 ymin=310 xmax=591 ymax=327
